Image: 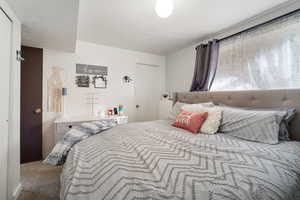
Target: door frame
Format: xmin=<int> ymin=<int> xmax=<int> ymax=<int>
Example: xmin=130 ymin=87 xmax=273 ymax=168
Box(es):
xmin=134 ymin=63 xmax=162 ymax=122
xmin=0 ymin=6 xmax=12 ymax=200
xmin=0 ymin=1 xmax=21 ymax=200
xmin=20 ymin=45 xmax=43 ymax=164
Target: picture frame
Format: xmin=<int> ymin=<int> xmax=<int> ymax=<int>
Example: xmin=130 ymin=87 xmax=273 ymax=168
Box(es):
xmin=92 ymin=75 xmax=107 ymax=89
xmin=76 ymin=75 xmax=90 ymax=87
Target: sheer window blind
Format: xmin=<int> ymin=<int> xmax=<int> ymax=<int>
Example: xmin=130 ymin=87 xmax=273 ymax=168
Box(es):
xmin=211 ymin=11 xmax=300 ymax=91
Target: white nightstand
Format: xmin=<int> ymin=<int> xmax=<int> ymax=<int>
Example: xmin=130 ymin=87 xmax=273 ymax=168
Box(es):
xmin=54 ymin=115 xmax=128 ymax=144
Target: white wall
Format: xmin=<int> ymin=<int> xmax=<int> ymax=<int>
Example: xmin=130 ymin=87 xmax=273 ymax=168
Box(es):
xmin=165 ymin=1 xmax=300 ymax=93
xmin=159 ymin=99 xmax=173 ymax=120
xmin=166 ymin=45 xmax=195 ymax=93
xmin=0 ymin=1 xmax=22 ymax=199
xmin=43 ymin=40 xmax=166 ymax=157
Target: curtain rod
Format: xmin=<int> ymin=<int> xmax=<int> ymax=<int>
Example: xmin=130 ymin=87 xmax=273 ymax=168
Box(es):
xmin=219 ymin=8 xmax=300 ymax=42
xmin=196 ymin=8 xmax=300 ymax=50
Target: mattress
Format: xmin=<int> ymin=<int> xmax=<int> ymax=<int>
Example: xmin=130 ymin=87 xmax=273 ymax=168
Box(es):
xmin=61 ymin=120 xmax=300 ymax=200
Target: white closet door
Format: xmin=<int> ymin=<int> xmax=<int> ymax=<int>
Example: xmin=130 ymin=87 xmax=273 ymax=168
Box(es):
xmin=134 ymin=65 xmax=161 ymax=122
xmin=0 ymin=8 xmax=12 ymax=200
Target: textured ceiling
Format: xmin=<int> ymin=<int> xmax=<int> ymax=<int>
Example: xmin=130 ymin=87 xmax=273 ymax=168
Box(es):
xmin=6 ymin=0 xmax=291 ymax=55
xmin=77 ymin=0 xmax=289 ymax=55
xmin=6 ymin=0 xmax=79 ymax=52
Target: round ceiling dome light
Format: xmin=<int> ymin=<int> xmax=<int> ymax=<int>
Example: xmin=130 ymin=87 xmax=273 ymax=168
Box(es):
xmin=155 ymin=0 xmax=174 ymax=18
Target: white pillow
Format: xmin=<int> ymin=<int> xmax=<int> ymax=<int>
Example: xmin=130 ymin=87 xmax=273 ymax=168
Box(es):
xmin=182 ymin=104 xmax=222 ymax=134
xmin=169 ymin=102 xmax=215 ymax=120
xmin=169 ymin=102 xmax=186 ymax=120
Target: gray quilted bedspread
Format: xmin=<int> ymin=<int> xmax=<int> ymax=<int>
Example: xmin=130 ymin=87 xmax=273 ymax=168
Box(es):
xmin=61 ymin=120 xmax=300 ymax=200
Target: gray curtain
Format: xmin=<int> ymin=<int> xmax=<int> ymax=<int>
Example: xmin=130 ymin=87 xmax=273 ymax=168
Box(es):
xmin=190 ymin=39 xmax=219 ymax=92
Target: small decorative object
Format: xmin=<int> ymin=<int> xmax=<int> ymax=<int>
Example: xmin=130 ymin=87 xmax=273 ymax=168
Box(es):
xmin=62 ymin=88 xmax=68 ymax=96
xmin=162 ymin=93 xmax=169 ymax=99
xmin=113 ymin=107 xmax=118 ymax=115
xmin=99 ymin=110 xmax=106 ymax=117
xmin=47 ymin=66 xmax=64 ymax=112
xmin=61 ymin=87 xmax=68 ymax=117
xmin=76 ymin=75 xmax=90 ymax=87
xmin=86 ymin=93 xmax=99 ymax=116
xmin=97 ymin=106 xmax=106 ymax=117
xmin=123 ymin=75 xmax=133 ymax=83
xmin=92 ymin=75 xmax=107 ymax=89
xmin=107 ymin=109 xmax=113 ymax=116
xmin=16 ymin=50 xmax=24 ymax=62
xmin=118 ymin=105 xmax=124 ymax=116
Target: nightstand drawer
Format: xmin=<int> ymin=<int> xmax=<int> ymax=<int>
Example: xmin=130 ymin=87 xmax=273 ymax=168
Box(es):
xmin=117 ymin=116 xmax=128 ymax=124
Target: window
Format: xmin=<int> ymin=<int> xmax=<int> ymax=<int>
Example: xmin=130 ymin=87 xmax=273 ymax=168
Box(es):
xmin=211 ymin=11 xmax=300 ymax=91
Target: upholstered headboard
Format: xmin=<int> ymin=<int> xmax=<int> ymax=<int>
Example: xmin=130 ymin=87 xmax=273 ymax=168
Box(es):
xmin=173 ymin=89 xmax=300 ymax=141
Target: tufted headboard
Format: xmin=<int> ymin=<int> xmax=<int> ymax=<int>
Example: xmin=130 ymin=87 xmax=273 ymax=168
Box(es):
xmin=173 ymin=89 xmax=300 ymax=141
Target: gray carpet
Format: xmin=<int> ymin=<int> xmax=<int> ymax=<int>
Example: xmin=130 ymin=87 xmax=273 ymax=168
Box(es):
xmin=18 ymin=161 xmax=62 ymax=200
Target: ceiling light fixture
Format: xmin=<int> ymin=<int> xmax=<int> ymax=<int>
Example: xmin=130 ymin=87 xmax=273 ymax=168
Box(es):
xmin=155 ymin=0 xmax=174 ymax=18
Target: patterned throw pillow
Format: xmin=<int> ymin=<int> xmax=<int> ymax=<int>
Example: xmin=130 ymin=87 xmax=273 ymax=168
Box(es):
xmin=172 ymin=110 xmax=208 ymax=133
xmin=182 ymin=104 xmax=222 ymax=134
xmin=169 ymin=102 xmax=215 ymax=120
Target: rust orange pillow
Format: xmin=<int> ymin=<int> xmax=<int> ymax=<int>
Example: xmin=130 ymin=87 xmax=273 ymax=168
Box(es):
xmin=172 ymin=110 xmax=208 ymax=133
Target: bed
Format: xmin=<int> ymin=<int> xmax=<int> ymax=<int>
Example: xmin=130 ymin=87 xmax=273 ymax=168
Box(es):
xmin=60 ymin=89 xmax=300 ymax=200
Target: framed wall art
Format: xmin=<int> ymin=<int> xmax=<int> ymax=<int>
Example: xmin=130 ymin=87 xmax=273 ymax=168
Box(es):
xmin=75 ymin=64 xmax=108 ymax=89
xmin=92 ymin=75 xmax=107 ymax=89
xmin=76 ymin=75 xmax=90 ymax=87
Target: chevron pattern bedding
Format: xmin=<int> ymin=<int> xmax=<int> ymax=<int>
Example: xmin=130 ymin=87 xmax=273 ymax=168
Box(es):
xmin=44 ymin=120 xmax=117 ymax=165
xmin=61 ymin=120 xmax=300 ymax=200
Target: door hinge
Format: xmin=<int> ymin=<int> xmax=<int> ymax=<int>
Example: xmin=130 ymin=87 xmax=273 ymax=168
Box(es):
xmin=16 ymin=50 xmax=24 ymax=62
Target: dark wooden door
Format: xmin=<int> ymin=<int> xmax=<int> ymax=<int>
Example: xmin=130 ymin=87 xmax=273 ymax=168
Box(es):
xmin=21 ymin=46 xmax=43 ymax=164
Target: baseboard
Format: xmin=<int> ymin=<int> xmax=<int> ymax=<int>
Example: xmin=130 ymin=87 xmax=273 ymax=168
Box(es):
xmin=12 ymin=184 xmax=22 ymax=200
